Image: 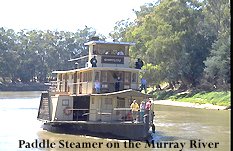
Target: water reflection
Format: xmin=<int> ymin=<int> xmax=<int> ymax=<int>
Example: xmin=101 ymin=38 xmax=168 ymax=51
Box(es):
xmin=0 ymin=92 xmax=230 ymax=151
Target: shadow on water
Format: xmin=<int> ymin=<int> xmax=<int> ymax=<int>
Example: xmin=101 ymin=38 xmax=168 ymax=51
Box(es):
xmin=150 ymin=130 xmax=180 ymax=142
xmin=150 ymin=130 xmax=202 ymax=142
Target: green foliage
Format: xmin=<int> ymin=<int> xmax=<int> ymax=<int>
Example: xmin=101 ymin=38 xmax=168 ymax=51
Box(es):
xmin=141 ymin=63 xmax=162 ymax=85
xmin=153 ymin=90 xmax=175 ymax=100
xmin=0 ymin=0 xmax=230 ymax=91
xmin=0 ymin=28 xmax=20 ymax=82
xmin=124 ymin=0 xmax=214 ymax=87
xmin=109 ymin=19 xmax=134 ymax=42
xmin=110 ymin=0 xmax=230 ymax=90
xmin=202 ymin=0 xmax=230 ymax=89
xmin=204 ymin=31 xmax=230 ymax=87
xmin=0 ymin=27 xmax=99 ymax=83
xmin=169 ymin=91 xmax=231 ymax=106
xmin=153 ymin=88 xmax=230 ymax=106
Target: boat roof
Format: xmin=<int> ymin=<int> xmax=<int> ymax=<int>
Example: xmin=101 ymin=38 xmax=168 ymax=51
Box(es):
xmin=68 ymin=55 xmax=88 ymax=62
xmin=92 ymin=89 xmax=151 ymax=98
xmin=84 ymin=40 xmax=135 ymax=46
xmin=52 ymin=67 xmax=142 ymax=74
xmin=70 ymin=89 xmax=151 ymax=98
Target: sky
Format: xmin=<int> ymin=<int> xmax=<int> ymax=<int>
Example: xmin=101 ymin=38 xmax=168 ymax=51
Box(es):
xmin=0 ymin=0 xmax=155 ymax=37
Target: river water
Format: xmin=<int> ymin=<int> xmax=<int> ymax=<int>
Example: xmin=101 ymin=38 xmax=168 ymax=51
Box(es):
xmin=0 ymin=91 xmax=230 ymax=151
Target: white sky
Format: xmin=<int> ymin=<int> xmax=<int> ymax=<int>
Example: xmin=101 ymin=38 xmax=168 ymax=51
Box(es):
xmin=0 ymin=0 xmax=155 ymax=37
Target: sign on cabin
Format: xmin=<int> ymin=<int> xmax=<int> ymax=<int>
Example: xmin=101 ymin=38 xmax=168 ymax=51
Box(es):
xmin=101 ymin=56 xmax=124 ymax=64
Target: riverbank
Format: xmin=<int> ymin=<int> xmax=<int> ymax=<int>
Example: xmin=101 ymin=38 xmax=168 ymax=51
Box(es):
xmin=151 ymin=89 xmax=230 ymax=108
xmin=153 ymin=99 xmax=230 ymax=110
xmin=0 ymin=83 xmax=49 ymax=91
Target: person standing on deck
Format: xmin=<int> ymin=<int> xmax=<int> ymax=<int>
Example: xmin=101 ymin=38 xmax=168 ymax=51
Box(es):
xmin=140 ymin=78 xmax=147 ymax=93
xmin=117 ymin=51 xmax=124 ymax=55
xmin=90 ymin=56 xmax=97 ymax=67
xmin=135 ymin=58 xmax=144 ymax=69
xmin=115 ymin=77 xmax=121 ymax=91
xmin=145 ymin=99 xmax=152 ymax=123
xmin=139 ymin=101 xmax=145 ymax=122
xmin=130 ymin=99 xmax=139 ymax=123
xmin=145 ymin=99 xmax=152 ymax=110
xmin=94 ymin=80 xmax=101 ymax=93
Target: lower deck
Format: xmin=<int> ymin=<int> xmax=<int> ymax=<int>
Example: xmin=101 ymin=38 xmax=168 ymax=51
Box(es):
xmin=46 ymin=120 xmax=146 ymax=125
xmin=38 ymin=90 xmax=152 ymax=123
xmin=38 ymin=90 xmax=154 ymax=140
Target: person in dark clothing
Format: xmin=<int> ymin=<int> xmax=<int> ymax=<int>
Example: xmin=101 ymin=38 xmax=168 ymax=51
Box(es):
xmin=135 ymin=58 xmax=144 ymax=69
xmin=90 ymin=56 xmax=97 ymax=67
xmin=115 ymin=77 xmax=120 ymax=91
xmin=156 ymin=84 xmax=161 ymax=90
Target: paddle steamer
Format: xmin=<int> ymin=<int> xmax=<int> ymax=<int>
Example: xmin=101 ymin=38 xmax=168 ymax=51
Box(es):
xmin=37 ymin=38 xmax=155 ymax=140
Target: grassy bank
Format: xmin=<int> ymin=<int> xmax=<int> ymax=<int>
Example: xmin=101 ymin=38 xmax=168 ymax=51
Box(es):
xmin=152 ymin=90 xmax=231 ymax=107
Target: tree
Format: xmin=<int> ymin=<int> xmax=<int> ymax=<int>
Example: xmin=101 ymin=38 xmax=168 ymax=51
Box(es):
xmin=204 ymin=31 xmax=230 ymax=88
xmin=203 ymin=0 xmax=230 ymax=89
xmin=0 ymin=26 xmax=101 ymax=83
xmin=125 ymin=0 xmax=211 ymax=88
xmin=0 ymin=28 xmax=20 ymax=82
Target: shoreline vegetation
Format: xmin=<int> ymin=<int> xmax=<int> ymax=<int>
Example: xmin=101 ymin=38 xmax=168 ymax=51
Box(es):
xmin=0 ymin=82 xmax=49 ymax=91
xmin=151 ymin=90 xmax=231 ymax=110
xmin=153 ymin=100 xmax=230 ymax=110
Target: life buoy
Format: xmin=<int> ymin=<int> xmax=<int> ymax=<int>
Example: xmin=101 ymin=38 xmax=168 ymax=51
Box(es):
xmin=63 ymin=107 xmax=72 ymax=115
xmin=127 ymin=112 xmax=132 ymax=120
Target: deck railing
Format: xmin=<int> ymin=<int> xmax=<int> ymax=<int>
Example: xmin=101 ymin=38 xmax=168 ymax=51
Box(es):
xmin=66 ymin=107 xmax=153 ymax=123
xmin=49 ymin=81 xmax=141 ymax=94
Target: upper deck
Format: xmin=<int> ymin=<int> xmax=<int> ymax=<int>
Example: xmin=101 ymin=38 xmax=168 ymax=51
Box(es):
xmin=51 ymin=40 xmax=143 ymax=95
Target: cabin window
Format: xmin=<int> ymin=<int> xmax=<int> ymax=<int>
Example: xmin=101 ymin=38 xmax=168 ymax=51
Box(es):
xmin=83 ymin=72 xmax=87 ymax=82
xmin=125 ymin=46 xmax=129 ymax=56
xmin=63 ymin=74 xmax=67 ymax=80
xmin=101 ymin=71 xmax=108 ymax=82
xmin=58 ymin=74 xmax=62 ymax=81
xmin=117 ymin=100 xmax=125 ymax=108
xmin=93 ymin=45 xmax=97 ymax=54
xmin=101 ymin=98 xmax=112 ymax=110
xmin=62 ymin=99 xmax=69 ymax=106
xmin=74 ymin=72 xmax=77 ymax=82
xmin=82 ymin=72 xmax=90 ymax=82
xmin=98 ymin=49 xmax=106 ymax=55
xmin=95 ymin=72 xmax=100 ymax=81
xmin=102 ymin=84 xmax=108 ymax=88
xmin=95 ymin=44 xmax=128 ymax=56
xmin=132 ymin=73 xmax=137 ymax=83
xmin=58 ymin=74 xmax=62 ymax=90
xmin=124 ymin=85 xmax=130 ymax=89
xmin=116 ymin=99 xmax=125 ymax=115
xmin=124 ymin=72 xmax=131 ymax=83
xmin=105 ymin=98 xmax=112 ymax=105
xmin=88 ymin=71 xmax=92 ymax=82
